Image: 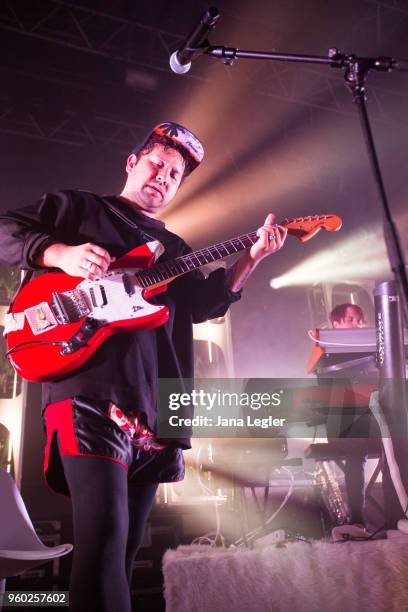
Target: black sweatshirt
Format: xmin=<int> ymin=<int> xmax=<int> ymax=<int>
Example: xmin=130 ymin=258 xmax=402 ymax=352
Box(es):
xmin=0 ymin=190 xmax=241 ymax=446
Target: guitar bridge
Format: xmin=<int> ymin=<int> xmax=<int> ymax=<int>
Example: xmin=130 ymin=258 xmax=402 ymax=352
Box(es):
xmin=51 ymin=289 xmax=90 ymax=324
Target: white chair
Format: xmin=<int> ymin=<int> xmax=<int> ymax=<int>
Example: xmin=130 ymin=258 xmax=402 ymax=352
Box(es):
xmin=0 ymin=468 xmax=72 ymax=600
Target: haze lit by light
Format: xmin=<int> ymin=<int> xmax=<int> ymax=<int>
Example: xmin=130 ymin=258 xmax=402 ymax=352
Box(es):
xmin=270 ymin=227 xmax=392 ymax=288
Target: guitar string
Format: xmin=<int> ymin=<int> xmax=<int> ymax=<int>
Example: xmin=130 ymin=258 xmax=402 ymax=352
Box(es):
xmin=137 ymin=232 xmax=259 ymax=287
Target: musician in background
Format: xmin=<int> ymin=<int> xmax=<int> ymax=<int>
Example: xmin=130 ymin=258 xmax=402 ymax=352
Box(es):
xmin=0 ymin=122 xmax=287 ymax=611
xmin=330 ymin=303 xmax=365 ymax=329
xmin=328 ymin=302 xmax=373 ymax=540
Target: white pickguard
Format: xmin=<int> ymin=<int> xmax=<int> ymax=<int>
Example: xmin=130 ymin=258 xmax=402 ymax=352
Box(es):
xmin=76 ymin=268 xmax=164 ymax=323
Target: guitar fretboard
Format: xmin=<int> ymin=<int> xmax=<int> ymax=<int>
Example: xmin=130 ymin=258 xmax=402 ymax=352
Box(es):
xmin=136 ymin=231 xmax=259 ymax=287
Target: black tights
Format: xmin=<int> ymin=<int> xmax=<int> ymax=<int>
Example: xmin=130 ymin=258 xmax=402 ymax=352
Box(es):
xmin=62 ymin=456 xmax=158 ymax=612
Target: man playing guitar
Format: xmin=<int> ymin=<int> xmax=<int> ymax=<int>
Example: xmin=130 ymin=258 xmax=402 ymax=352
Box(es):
xmin=0 ymin=122 xmax=287 ymax=611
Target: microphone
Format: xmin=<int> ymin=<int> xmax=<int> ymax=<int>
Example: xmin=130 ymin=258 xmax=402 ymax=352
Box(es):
xmin=169 ymin=7 xmax=220 ymax=74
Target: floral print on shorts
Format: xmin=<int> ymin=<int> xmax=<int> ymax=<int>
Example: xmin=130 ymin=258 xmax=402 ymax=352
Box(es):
xmin=108 ymin=403 xmax=166 ymax=452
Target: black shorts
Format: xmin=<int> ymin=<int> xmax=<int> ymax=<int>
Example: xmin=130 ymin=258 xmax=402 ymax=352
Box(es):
xmin=43 ymin=396 xmax=185 ymax=497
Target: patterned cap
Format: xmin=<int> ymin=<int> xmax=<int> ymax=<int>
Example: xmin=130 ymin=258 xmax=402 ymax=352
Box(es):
xmin=133 ymin=121 xmax=204 ymax=174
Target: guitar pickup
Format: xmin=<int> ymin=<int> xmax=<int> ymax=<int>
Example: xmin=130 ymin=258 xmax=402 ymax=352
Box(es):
xmin=122 ymin=273 xmax=134 ymax=296
xmin=89 ymin=285 xmax=108 ymax=308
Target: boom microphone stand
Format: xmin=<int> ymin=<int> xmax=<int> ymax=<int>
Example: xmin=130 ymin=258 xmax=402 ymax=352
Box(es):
xmin=181 ymin=7 xmax=408 ymax=326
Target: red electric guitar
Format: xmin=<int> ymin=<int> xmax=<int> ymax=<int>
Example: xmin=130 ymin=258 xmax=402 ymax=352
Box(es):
xmin=5 ymin=214 xmax=342 ymax=382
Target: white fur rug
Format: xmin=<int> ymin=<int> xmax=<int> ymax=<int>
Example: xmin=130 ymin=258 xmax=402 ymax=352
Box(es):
xmin=163 ymin=532 xmax=408 ymax=612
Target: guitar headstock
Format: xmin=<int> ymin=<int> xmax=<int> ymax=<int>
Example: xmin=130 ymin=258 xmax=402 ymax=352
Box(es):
xmin=283 ymin=214 xmax=342 ymax=242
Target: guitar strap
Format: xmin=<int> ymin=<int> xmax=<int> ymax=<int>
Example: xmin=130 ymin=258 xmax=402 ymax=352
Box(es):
xmin=4 ymin=270 xmax=33 ymax=334
xmin=101 ymin=196 xmax=159 ymax=244
xmin=10 ymin=270 xmax=34 ymax=307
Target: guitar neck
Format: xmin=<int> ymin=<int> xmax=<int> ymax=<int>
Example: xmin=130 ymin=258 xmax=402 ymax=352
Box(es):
xmin=136 ymin=214 xmax=342 ymax=288
xmin=138 ymin=230 xmax=259 ymax=288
